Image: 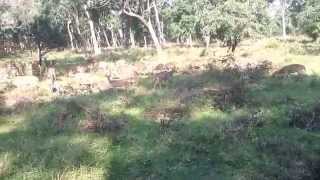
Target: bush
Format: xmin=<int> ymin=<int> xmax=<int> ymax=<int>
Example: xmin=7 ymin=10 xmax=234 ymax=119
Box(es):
xmin=264 ymin=39 xmax=280 ymax=49
xmin=199 ymin=49 xmax=208 ymax=57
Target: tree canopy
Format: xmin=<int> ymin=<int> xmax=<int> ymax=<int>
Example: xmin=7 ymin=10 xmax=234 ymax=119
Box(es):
xmin=0 ymin=0 xmax=319 ymax=56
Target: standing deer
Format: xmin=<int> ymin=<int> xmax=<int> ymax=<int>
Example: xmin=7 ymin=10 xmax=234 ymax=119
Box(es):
xmin=153 ymin=69 xmax=175 ymax=89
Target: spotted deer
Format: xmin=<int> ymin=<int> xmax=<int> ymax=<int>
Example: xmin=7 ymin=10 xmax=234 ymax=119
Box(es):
xmin=153 ymin=69 xmax=175 ymax=89
xmin=272 ymin=64 xmax=306 ymax=78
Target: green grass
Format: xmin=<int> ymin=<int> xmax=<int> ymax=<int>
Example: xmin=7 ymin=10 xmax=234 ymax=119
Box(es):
xmin=1 ymin=38 xmax=320 ymax=179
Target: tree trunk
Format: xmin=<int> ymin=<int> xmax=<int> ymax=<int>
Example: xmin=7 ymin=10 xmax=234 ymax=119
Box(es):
xmin=74 ymin=10 xmax=83 ymax=49
xmin=144 ymin=36 xmax=147 ymax=48
xmin=146 ymin=20 xmax=161 ymax=50
xmin=118 ymin=28 xmax=124 ymax=47
xmin=152 ymin=1 xmax=164 ymax=44
xmin=204 ymin=35 xmax=210 ymax=48
xmin=160 ymin=21 xmax=166 ymax=44
xmin=84 ymin=5 xmax=101 ymax=55
xmin=67 ymin=19 xmax=75 ymax=51
xmin=110 ymin=29 xmax=117 ymax=48
xmin=97 ymin=26 xmax=102 ymax=48
xmin=281 ymin=0 xmax=287 ymax=39
xmin=87 ymin=38 xmax=91 ymax=50
xmin=129 ymin=27 xmax=135 ymax=48
xmin=103 ymin=29 xmax=111 ymax=47
xmin=188 ymin=34 xmax=193 ymax=47
xmin=37 ymin=40 xmax=42 ymax=65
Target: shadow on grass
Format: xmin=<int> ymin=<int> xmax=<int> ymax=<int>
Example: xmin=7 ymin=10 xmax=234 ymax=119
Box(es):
xmin=0 ymin=67 xmax=320 ymax=179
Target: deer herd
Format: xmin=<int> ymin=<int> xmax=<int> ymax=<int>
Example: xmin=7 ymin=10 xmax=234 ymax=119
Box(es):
xmin=0 ymin=53 xmax=308 ymax=97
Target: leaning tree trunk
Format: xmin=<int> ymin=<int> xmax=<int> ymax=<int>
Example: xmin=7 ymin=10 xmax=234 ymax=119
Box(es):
xmin=147 ymin=21 xmax=161 ymax=49
xmin=84 ymin=5 xmax=101 ymax=55
xmin=152 ymin=1 xmax=165 ymax=44
xmin=67 ymin=19 xmax=75 ymax=51
xmin=103 ymin=29 xmax=111 ymax=47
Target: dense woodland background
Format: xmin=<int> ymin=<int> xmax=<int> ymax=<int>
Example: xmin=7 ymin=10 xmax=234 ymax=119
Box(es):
xmin=0 ymin=0 xmax=319 ymax=56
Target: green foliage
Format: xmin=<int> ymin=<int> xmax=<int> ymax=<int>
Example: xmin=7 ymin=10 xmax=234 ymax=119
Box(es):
xmin=298 ymin=0 xmax=320 ymax=41
xmin=31 ymin=16 xmax=66 ymax=48
xmin=299 ymin=0 xmax=320 ymax=40
xmin=163 ymin=0 xmax=198 ymax=39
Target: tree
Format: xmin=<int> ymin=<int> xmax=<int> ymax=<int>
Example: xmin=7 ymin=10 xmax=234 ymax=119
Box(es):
xmin=163 ymin=0 xmax=197 ymax=45
xmin=122 ymin=0 xmax=162 ymax=50
xmin=298 ymin=0 xmax=320 ymax=41
xmin=0 ymin=0 xmax=40 ymax=55
xmin=84 ymin=3 xmax=101 ymax=55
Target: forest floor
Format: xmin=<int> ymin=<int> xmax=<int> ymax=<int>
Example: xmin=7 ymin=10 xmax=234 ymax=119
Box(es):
xmin=0 ymin=37 xmax=320 ymax=180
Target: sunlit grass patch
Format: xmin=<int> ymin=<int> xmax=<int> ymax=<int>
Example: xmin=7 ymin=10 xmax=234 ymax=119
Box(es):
xmin=0 ymin=115 xmax=24 ymax=134
xmin=191 ymin=107 xmax=228 ymax=122
xmin=264 ymin=38 xmax=281 ymax=49
xmin=123 ymin=107 xmax=144 ymax=118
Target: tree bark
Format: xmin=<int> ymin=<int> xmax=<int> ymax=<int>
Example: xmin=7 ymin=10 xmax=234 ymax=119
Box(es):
xmin=74 ymin=9 xmax=83 ymax=49
xmin=84 ymin=5 xmax=101 ymax=55
xmin=67 ymin=19 xmax=75 ymax=50
xmin=129 ymin=26 xmax=135 ymax=47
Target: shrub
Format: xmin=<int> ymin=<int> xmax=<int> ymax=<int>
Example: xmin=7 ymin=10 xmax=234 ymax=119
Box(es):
xmin=265 ymin=39 xmax=280 ymax=49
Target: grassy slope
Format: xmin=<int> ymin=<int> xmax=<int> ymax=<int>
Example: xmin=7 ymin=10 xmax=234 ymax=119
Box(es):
xmin=0 ymin=38 xmax=320 ymax=180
